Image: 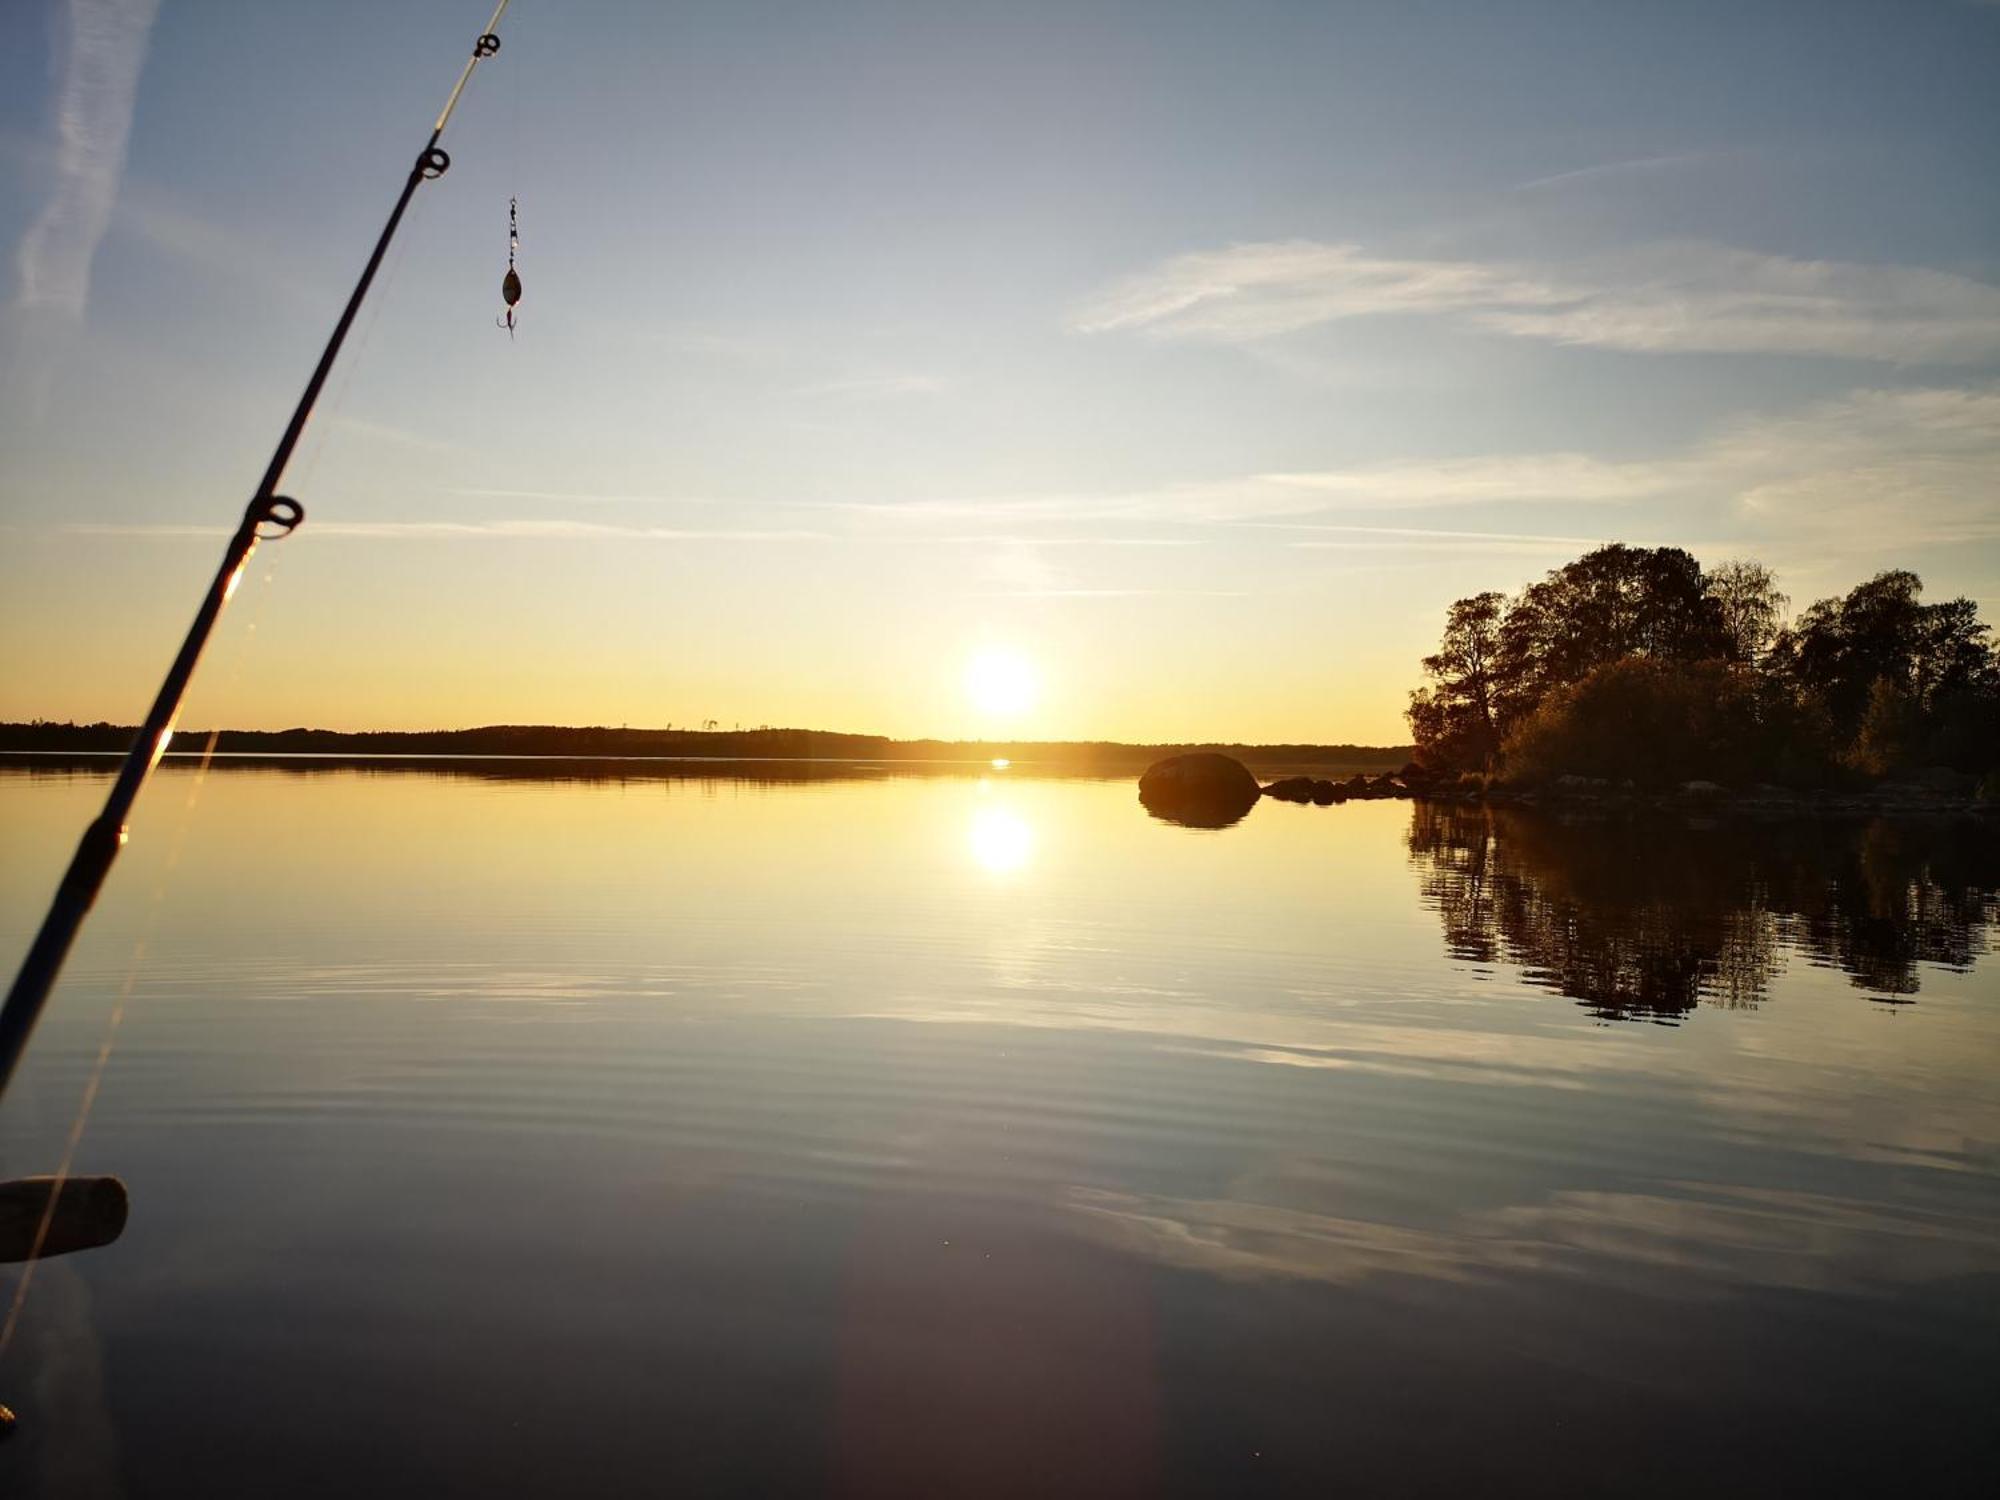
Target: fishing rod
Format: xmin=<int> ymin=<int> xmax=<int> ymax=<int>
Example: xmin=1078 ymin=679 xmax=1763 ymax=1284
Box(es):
xmin=0 ymin=0 xmax=515 ymax=1100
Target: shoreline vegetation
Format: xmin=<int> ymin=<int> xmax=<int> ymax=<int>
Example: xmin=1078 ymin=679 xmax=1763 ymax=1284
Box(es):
xmin=1406 ymin=546 xmax=1999 ymax=809
xmin=1142 ymin=545 xmax=1996 ymax=828
xmin=0 ymin=721 xmax=1413 ymax=774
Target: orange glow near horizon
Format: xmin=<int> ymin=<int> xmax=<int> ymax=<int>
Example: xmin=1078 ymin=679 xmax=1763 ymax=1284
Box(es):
xmin=0 ymin=513 xmax=1425 ymax=746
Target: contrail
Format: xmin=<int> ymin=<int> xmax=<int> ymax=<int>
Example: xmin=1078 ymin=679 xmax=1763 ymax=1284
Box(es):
xmin=14 ymin=0 xmax=163 ymax=317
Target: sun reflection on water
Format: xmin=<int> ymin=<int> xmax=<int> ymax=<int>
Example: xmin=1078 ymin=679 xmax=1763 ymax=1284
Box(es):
xmin=968 ymin=803 xmax=1033 ymax=875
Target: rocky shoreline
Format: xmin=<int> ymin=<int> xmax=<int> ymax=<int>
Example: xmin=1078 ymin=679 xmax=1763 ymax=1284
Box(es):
xmin=1140 ymin=752 xmax=1997 ymax=824
xmin=1415 ymin=770 xmax=1999 ymax=818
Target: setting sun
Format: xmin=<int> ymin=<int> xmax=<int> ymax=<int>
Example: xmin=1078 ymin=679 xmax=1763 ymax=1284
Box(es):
xmin=964 ymin=649 xmax=1038 ymax=719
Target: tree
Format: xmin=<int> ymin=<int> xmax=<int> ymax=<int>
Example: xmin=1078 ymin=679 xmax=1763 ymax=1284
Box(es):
xmin=1495 ymin=545 xmax=1729 ymax=706
xmin=1408 ymin=549 xmax=1995 ymax=782
xmin=1771 ymin=570 xmax=1997 ymax=761
xmin=1707 ymin=559 xmax=1788 ymax=664
xmin=1408 ymin=591 xmax=1506 ymax=769
xmin=1913 ymin=596 xmax=1996 ymax=711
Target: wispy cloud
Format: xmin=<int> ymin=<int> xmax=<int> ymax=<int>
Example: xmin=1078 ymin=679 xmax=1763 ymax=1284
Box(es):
xmin=794 ymin=373 xmax=945 ymax=399
xmin=1073 ymin=240 xmax=1565 ymax=343
xmin=1259 ymin=453 xmax=1678 ymax=505
xmin=61 ymin=520 xmax=827 ymax=542
xmin=57 ymin=389 xmax=1994 ymax=561
xmin=875 ymin=533 xmax=1199 ymax=547
xmin=1074 ymin=239 xmax=2000 ymax=362
xmin=1274 ymin=522 xmax=1620 ymax=556
xmin=314 ymin=521 xmax=828 ymax=542
xmin=1287 ymin=537 xmax=1612 ymax=557
xmin=1255 ymin=522 xmax=1615 ymax=546
xmin=816 ymin=461 xmax=1651 ymax=527
xmin=974 ymin=588 xmax=1247 ymax=599
xmin=821 ymin=385 xmax=2000 ymax=552
xmin=2 ymin=126 xmax=319 ymax=310
xmin=1714 ymin=385 xmax=2000 ymax=548
xmin=1287 ymin=386 xmax=2000 ymax=553
xmin=1514 ymin=152 xmax=1707 ymax=192
xmin=440 ymin=485 xmax=717 ymax=506
xmin=959 ymin=535 xmax=1228 ymax=599
xmin=321 ymin=415 xmax=471 ymax=457
xmin=13 ymin=0 xmax=162 ymax=317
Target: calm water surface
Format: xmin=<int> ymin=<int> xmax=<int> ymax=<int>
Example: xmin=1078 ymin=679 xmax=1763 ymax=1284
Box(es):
xmin=2 ymin=761 xmax=1996 ymax=1497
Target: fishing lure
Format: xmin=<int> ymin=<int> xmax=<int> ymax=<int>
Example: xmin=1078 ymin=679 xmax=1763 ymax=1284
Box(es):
xmin=499 ymin=195 xmax=522 ymax=336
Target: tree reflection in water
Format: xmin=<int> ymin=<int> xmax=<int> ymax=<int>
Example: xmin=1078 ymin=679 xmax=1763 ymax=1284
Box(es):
xmin=1407 ymin=805 xmax=2000 ymax=1021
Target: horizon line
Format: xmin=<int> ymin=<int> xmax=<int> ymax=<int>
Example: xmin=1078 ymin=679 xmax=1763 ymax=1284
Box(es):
xmin=0 ymin=719 xmax=1417 ymax=755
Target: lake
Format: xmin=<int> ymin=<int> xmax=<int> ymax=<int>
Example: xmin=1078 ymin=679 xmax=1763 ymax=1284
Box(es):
xmin=2 ymin=759 xmax=1997 ymax=1497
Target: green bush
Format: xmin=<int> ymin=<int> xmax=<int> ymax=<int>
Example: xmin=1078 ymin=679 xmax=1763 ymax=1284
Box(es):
xmin=1501 ymin=659 xmax=1805 ymax=789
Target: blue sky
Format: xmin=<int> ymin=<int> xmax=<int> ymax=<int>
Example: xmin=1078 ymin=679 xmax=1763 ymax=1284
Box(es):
xmin=2 ymin=0 xmax=1996 ymax=740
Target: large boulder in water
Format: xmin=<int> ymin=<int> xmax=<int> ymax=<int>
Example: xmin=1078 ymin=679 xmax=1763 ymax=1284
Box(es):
xmin=1139 ymin=753 xmax=1262 ymax=828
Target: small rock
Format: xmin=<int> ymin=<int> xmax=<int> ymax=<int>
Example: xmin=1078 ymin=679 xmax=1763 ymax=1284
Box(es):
xmin=1263 ymin=776 xmax=1316 ymax=803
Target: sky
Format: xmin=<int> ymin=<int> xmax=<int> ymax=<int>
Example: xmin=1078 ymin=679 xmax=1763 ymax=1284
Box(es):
xmin=1 ymin=0 xmax=1996 ymax=744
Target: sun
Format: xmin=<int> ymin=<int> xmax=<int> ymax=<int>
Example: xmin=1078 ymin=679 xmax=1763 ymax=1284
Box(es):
xmin=964 ymin=648 xmax=1038 ymax=718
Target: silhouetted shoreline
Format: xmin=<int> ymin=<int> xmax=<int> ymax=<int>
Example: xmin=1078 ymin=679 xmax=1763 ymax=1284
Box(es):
xmin=0 ymin=721 xmax=1414 ymax=774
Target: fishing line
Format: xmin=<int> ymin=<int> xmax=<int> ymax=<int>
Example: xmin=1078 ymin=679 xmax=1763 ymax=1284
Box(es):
xmin=511 ymin=5 xmax=521 ymax=196
xmin=0 ymin=950 xmax=144 ymax=1363
xmin=2 ymin=2 xmax=518 ymax=1413
xmin=0 ymin=565 xmax=287 ymax=1368
xmin=8 ymin=81 xmax=453 ymax=1304
xmin=0 ymin=0 xmax=516 ymax=1094
xmin=289 ymin=186 xmax=433 ymax=500
xmin=2 ymin=740 xmax=213 ymax=1363
xmin=500 ymin=7 xmax=524 ymax=338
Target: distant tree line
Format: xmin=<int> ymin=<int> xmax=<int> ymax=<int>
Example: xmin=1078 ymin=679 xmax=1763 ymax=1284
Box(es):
xmin=0 ymin=720 xmax=1414 ymax=771
xmin=1408 ymin=545 xmax=1998 ymax=787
